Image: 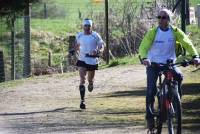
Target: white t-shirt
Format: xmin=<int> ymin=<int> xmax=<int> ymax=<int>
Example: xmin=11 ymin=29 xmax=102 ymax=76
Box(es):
xmin=147 ymin=27 xmax=176 ymax=64
xmin=76 ymin=31 xmax=104 ymax=65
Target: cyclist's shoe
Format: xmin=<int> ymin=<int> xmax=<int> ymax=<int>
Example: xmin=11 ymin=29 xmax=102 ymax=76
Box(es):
xmin=88 ymin=83 xmax=93 ymax=92
xmin=80 ymin=101 xmax=86 ymax=109
xmin=147 ymin=118 xmax=155 ymax=131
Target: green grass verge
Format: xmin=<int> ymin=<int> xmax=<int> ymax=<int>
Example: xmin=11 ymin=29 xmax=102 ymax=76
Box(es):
xmin=0 ymin=71 xmax=78 ymax=90
xmin=99 ymin=55 xmax=140 ymax=69
xmin=84 ymin=95 xmax=145 ymax=125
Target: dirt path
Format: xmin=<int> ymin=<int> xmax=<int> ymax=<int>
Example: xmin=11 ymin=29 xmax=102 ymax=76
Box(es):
xmin=0 ymin=65 xmax=199 ymax=134
xmin=0 ymin=65 xmax=145 ymax=112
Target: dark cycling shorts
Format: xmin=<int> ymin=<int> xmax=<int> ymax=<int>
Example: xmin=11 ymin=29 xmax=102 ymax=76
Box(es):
xmin=76 ymin=60 xmax=98 ymax=71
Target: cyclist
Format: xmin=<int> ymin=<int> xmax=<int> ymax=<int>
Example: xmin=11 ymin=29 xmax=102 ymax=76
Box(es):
xmin=75 ymin=18 xmax=104 ymax=109
xmin=138 ymin=8 xmax=200 ymax=130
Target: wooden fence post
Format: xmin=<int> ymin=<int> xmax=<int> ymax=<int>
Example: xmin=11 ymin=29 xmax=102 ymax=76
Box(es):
xmin=68 ymin=36 xmax=76 ymax=65
xmin=197 ymin=4 xmax=200 ymax=28
xmin=48 ymin=50 xmax=52 ymax=67
xmin=0 ymin=50 xmax=5 ymax=82
xmin=23 ymin=1 xmax=31 ymax=78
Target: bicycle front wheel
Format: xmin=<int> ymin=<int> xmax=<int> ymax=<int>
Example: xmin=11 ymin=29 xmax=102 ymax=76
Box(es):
xmin=167 ymin=90 xmax=182 ymax=134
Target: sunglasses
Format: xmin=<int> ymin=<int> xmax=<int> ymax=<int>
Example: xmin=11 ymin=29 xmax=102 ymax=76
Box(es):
xmin=84 ymin=25 xmax=91 ymax=27
xmin=157 ymin=16 xmax=168 ymax=19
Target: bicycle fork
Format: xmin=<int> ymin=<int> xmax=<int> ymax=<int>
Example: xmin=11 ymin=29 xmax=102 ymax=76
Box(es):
xmin=165 ymin=87 xmax=176 ymax=134
xmin=165 ymin=99 xmax=175 ymax=116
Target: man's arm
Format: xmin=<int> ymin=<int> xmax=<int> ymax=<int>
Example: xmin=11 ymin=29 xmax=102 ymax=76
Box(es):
xmin=75 ymin=42 xmax=80 ymax=51
xmin=90 ymin=42 xmax=104 ymax=56
xmin=175 ymin=28 xmax=199 ymax=58
xmin=139 ymin=28 xmax=156 ymax=59
xmin=91 ymin=32 xmax=104 ymax=55
xmin=97 ymin=42 xmax=104 ymax=52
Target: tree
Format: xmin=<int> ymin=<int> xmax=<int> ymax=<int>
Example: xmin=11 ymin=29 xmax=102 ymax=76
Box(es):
xmin=0 ymin=0 xmax=41 ymax=79
xmin=0 ymin=0 xmax=40 ymax=14
xmin=0 ymin=0 xmax=40 ymax=27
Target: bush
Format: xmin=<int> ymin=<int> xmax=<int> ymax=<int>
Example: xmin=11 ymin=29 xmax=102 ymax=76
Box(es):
xmin=108 ymin=60 xmax=119 ymax=67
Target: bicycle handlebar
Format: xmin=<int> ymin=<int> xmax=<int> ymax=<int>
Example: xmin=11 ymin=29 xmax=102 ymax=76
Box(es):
xmin=154 ymin=59 xmax=194 ymax=68
xmin=138 ymin=55 xmax=194 ymax=68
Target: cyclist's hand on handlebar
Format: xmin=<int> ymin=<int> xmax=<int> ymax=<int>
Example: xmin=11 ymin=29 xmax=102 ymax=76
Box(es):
xmin=193 ymin=57 xmax=200 ymax=66
xmin=142 ymin=59 xmax=151 ymax=66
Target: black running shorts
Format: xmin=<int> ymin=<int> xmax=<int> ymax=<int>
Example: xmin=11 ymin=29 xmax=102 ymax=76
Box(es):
xmin=76 ymin=60 xmax=98 ymax=71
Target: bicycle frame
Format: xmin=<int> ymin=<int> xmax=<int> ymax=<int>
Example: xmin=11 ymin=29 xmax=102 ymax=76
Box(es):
xmin=158 ymin=68 xmax=176 ymax=122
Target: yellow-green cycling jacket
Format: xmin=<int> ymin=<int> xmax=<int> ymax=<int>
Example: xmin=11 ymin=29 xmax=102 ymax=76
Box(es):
xmin=139 ymin=25 xmax=199 ymax=59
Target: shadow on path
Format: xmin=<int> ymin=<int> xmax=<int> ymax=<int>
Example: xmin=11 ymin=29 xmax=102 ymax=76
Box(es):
xmin=0 ymin=107 xmax=81 ymax=116
xmin=103 ymin=87 xmax=146 ymax=98
xmin=182 ymin=83 xmax=200 ymax=129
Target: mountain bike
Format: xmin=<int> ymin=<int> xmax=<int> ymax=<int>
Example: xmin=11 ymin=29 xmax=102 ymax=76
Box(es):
xmin=146 ymin=59 xmax=194 ymax=134
xmin=138 ymin=56 xmax=194 ymax=134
